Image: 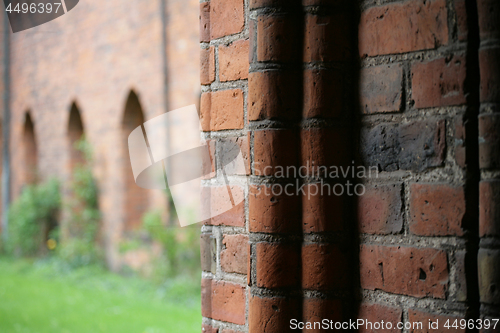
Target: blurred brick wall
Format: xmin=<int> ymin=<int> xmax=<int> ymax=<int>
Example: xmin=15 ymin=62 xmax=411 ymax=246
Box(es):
xmin=200 ymin=0 xmax=500 ymax=332
xmin=2 ymin=0 xmax=200 ymax=270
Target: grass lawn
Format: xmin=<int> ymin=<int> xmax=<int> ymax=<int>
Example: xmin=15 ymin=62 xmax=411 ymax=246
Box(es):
xmin=0 ymin=257 xmax=201 ymax=333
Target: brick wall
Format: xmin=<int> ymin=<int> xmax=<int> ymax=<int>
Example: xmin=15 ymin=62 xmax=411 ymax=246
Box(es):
xmin=3 ymin=0 xmax=200 ymax=270
xmin=200 ymin=0 xmax=499 ymax=331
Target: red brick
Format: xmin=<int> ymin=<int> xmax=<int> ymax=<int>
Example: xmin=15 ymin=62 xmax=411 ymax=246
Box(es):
xmin=220 ymin=135 xmax=250 ymax=176
xmin=359 ymin=0 xmax=448 ymax=57
xmin=303 ymin=298 xmax=342 ymax=332
xmin=409 ymin=183 xmax=466 ymax=236
xmin=455 ymin=0 xmax=468 ymax=41
xmin=302 ymin=183 xmax=344 ymax=233
xmin=253 ymin=129 xmax=299 ymax=176
xmin=479 ymin=113 xmax=500 ymax=169
xmin=249 ymin=295 xmax=300 ymax=333
xmin=303 ymin=69 xmax=343 ymax=118
xmin=249 ymin=184 xmax=301 ymax=234
xmin=210 ymin=0 xmax=244 ymax=40
xmin=478 ymin=0 xmax=500 ymax=40
xmin=202 ymin=185 xmax=245 ymax=227
xmin=480 ymin=180 xmax=500 ymax=237
xmin=201 ymin=279 xmax=246 ymax=325
xmin=219 ymin=40 xmax=249 ymax=82
xmin=221 ymin=234 xmax=248 ymax=274
xmin=202 ymin=139 xmax=216 ymax=180
xmin=250 ymin=0 xmax=288 ymax=8
xmin=360 ymin=245 xmax=449 ymax=298
xmin=408 ymin=309 xmax=465 ymax=333
xmin=302 ymin=244 xmax=347 ymax=291
xmin=454 ymin=116 xmax=467 ymax=168
xmin=358 ymin=183 xmax=403 ymax=235
xmin=202 ymin=324 xmax=219 ymax=333
xmin=304 ymin=13 xmax=351 ymax=62
xmin=480 ymin=48 xmax=500 ymax=103
xmin=358 ymin=303 xmax=402 ymax=333
xmin=256 ymin=242 xmax=300 ymax=288
xmin=360 ymin=64 xmax=403 ymax=114
xmin=412 ymin=55 xmax=467 ymax=108
xmin=201 ymin=46 xmax=215 ymax=85
xmin=201 ymin=89 xmax=244 ymax=131
xmin=257 ymin=15 xmax=299 ymax=63
xmin=200 ymin=92 xmax=211 ymax=132
xmin=301 ymin=128 xmax=350 ymax=173
xmin=248 ymin=71 xmax=300 ymax=121
xmin=200 ymin=2 xmax=211 ymax=42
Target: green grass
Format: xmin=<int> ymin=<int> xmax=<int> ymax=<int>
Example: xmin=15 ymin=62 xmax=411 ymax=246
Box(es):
xmin=0 ymin=257 xmax=201 ymax=333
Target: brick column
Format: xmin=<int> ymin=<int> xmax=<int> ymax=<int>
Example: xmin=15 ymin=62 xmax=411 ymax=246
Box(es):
xmin=477 ymin=0 xmax=500 ymax=325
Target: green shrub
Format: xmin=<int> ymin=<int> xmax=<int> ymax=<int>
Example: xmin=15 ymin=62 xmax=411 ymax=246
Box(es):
xmin=5 ymin=178 xmax=60 ymax=256
xmin=143 ymin=210 xmax=200 ymax=281
xmin=59 ymin=137 xmax=101 ymax=267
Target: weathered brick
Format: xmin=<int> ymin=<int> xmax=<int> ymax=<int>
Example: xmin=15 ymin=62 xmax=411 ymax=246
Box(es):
xmin=258 ymin=15 xmax=299 ymax=63
xmin=479 ymin=248 xmax=500 ymax=304
xmin=480 ymin=180 xmax=500 ymax=237
xmin=201 ymin=89 xmax=244 ymax=131
xmin=361 ymin=119 xmax=446 ymax=172
xmin=202 ymin=139 xmax=216 ymax=180
xmin=478 ymin=0 xmax=500 ymax=40
xmin=219 ymin=135 xmax=250 ymax=176
xmin=455 ymin=0 xmax=468 ymax=41
xmin=358 ymin=183 xmax=403 ymax=235
xmin=301 ymin=128 xmax=351 ymax=173
xmin=409 ymin=183 xmax=466 ymax=236
xmin=202 ymin=324 xmax=219 ymax=333
xmin=202 ymin=279 xmax=246 ymax=324
xmin=249 ymin=18 xmax=257 ymax=63
xmin=408 ymin=309 xmax=465 ymax=333
xmin=201 ymin=233 xmax=216 ymax=272
xmin=221 ymin=234 xmax=248 ymax=274
xmin=302 ymin=244 xmax=348 ymax=291
xmin=210 ymin=0 xmax=244 ymax=40
xmin=249 ymin=295 xmax=300 ymax=333
xmin=304 ymin=13 xmax=351 ymax=62
xmin=253 ymin=129 xmax=299 ymax=176
xmin=248 ymin=71 xmax=300 ymax=121
xmin=412 ymin=55 xmax=467 ymax=108
xmin=303 ymin=298 xmax=342 ymax=332
xmin=359 ymin=0 xmax=448 ymax=57
xmin=454 ymin=115 xmax=467 ymax=168
xmin=455 ymin=250 xmax=468 ymax=302
xmin=256 ymin=242 xmax=300 ymax=288
xmin=200 ymin=46 xmax=215 ymax=85
xmin=249 ymin=184 xmax=301 ymax=233
xmin=479 ymin=113 xmax=500 ymax=169
xmin=200 ymin=2 xmax=211 ymax=42
xmin=303 ymin=69 xmax=343 ymax=118
xmin=219 ymin=40 xmax=249 ymax=82
xmin=360 ymin=245 xmax=449 ymax=298
xmin=358 ymin=303 xmax=402 ymax=333
xmin=360 ymin=64 xmax=403 ymax=114
xmin=303 ymin=184 xmax=344 ymax=233
xmin=202 ymin=185 xmax=245 ymax=227
xmin=480 ymin=48 xmax=500 ymax=102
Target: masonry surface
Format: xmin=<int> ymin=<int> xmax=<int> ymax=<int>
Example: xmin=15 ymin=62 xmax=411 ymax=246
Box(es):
xmin=199 ymin=0 xmax=500 ymax=332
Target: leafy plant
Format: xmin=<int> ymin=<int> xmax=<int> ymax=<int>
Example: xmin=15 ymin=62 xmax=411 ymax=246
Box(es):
xmin=5 ymin=178 xmax=60 ymax=256
xmin=58 ymin=137 xmax=101 ymax=267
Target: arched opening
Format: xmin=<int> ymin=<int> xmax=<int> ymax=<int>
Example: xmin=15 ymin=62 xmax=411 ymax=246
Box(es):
xmin=23 ymin=112 xmax=38 ymax=185
xmin=67 ymin=102 xmax=85 ymax=171
xmin=122 ymin=91 xmax=149 ymax=231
